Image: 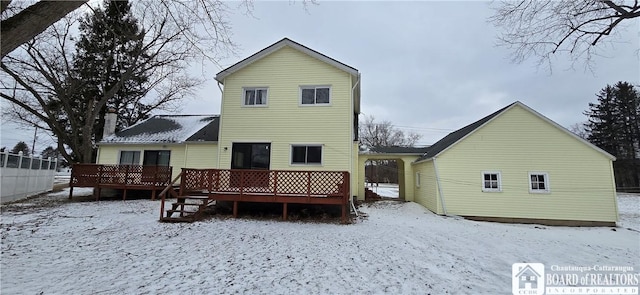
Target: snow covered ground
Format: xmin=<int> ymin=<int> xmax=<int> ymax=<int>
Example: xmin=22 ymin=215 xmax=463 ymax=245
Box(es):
xmin=368 ymin=183 xmax=399 ymax=199
xmin=1 ymin=189 xmax=638 ymax=294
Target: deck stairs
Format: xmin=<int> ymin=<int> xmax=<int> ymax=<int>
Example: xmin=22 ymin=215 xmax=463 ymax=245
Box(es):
xmin=160 ymin=193 xmax=215 ymax=223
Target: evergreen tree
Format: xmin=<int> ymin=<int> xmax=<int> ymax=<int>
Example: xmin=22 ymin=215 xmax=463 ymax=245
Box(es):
xmin=10 ymin=141 xmax=30 ymax=156
xmin=584 ymin=81 xmax=640 ymax=189
xmin=72 ymin=0 xmax=149 ymax=143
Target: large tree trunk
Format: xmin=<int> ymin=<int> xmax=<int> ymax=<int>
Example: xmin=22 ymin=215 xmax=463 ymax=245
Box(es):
xmin=1 ymin=0 xmax=87 ymax=58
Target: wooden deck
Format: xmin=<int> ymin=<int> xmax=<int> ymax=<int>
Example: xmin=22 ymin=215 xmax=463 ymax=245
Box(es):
xmin=69 ymin=164 xmax=172 ymax=200
xmin=160 ymin=168 xmax=350 ymax=223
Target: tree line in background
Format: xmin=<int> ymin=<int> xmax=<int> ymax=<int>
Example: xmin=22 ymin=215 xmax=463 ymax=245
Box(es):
xmin=579 ymin=81 xmax=639 ymax=191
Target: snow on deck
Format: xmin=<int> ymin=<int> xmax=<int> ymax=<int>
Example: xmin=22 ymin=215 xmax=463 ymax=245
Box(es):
xmin=1 ymin=191 xmax=638 ymax=294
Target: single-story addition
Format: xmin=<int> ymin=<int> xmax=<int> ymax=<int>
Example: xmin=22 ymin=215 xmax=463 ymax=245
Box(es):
xmin=410 ymin=101 xmax=619 ymax=226
xmin=69 ymin=114 xmax=221 ymax=200
xmin=97 ymin=114 xmax=220 ymax=177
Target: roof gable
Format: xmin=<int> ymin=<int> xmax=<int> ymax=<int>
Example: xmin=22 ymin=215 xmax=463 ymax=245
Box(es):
xmin=416 ymin=103 xmax=515 ymax=160
xmin=100 ymin=115 xmax=220 ymax=144
xmin=416 ymin=101 xmax=615 ymax=162
xmin=215 ymin=38 xmax=359 ymax=83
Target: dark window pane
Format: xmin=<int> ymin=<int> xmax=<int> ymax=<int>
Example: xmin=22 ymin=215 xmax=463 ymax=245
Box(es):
xmin=245 ymin=90 xmax=255 ymax=105
xmin=538 ymin=183 xmax=545 ymax=190
xmin=41 ymin=160 xmax=49 ymax=169
xmin=256 ymin=89 xmax=267 ymax=104
xmin=120 ymin=151 xmax=140 ymax=165
xmin=0 ymin=153 xmax=5 ymax=167
xmin=484 ymin=174 xmax=491 ymax=181
xmin=301 ymin=89 xmax=315 ymax=104
xmin=292 ymin=146 xmax=306 ymax=163
xmin=143 ymin=150 xmax=170 ymax=166
xmin=316 ymin=88 xmax=330 ymax=103
xmin=306 ymin=146 xmax=322 ymax=163
xmin=251 ymin=144 xmax=270 ymax=169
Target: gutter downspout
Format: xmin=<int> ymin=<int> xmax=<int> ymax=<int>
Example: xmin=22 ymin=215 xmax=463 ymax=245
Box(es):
xmin=433 ymin=157 xmax=448 ymax=216
xmin=216 ymin=81 xmax=224 ymax=169
xmin=349 ymin=74 xmax=361 ymax=216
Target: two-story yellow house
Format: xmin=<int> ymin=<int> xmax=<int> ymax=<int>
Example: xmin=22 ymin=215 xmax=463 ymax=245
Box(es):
xmin=214 ymin=38 xmax=361 ymax=196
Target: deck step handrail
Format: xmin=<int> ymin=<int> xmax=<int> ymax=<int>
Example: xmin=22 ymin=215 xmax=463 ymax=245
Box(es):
xmin=159 ymin=171 xmax=183 ymax=221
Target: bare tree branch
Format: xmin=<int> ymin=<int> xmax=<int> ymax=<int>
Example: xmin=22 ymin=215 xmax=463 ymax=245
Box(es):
xmin=1 ymin=1 xmax=87 ymax=58
xmin=490 ymin=0 xmax=639 ymax=71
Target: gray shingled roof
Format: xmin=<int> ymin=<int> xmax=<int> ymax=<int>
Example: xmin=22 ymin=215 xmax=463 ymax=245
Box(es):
xmin=368 ymin=146 xmax=431 ymax=154
xmin=416 ymin=102 xmax=516 ymax=161
xmin=100 ymin=115 xmax=219 ymax=144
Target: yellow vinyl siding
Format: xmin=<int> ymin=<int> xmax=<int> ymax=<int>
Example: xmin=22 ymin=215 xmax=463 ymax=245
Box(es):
xmin=434 ymin=105 xmax=617 ymax=222
xmin=184 ymin=143 xmax=218 ymax=169
xmin=97 ymin=144 xmax=187 ymax=178
xmin=218 ymin=46 xmax=353 ymax=173
xmin=412 ymin=160 xmax=441 ymax=214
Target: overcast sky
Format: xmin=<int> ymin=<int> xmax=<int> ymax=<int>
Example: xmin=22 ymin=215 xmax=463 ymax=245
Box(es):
xmin=1 ymin=1 xmax=638 ymax=152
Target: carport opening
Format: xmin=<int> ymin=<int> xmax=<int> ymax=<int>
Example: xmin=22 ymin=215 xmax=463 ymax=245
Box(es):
xmin=364 ymin=159 xmax=404 ymax=200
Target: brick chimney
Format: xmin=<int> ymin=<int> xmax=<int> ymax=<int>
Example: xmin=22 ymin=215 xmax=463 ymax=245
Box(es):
xmin=103 ymin=108 xmax=117 ymax=138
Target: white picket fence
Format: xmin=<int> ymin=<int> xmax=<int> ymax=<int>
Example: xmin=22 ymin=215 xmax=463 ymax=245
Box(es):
xmin=1 ymin=152 xmax=58 ymax=203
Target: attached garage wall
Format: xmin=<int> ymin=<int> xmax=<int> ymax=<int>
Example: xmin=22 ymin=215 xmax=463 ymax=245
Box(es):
xmin=434 ymin=105 xmax=617 ymax=222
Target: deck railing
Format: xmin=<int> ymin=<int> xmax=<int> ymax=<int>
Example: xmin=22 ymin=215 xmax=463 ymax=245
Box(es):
xmin=180 ymin=168 xmax=349 ymax=199
xmin=160 ymin=168 xmax=350 ymax=222
xmin=70 ymin=164 xmax=172 ymax=200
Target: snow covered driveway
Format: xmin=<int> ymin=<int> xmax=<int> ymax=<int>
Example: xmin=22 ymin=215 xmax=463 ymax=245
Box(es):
xmin=1 ymin=191 xmax=638 ymax=294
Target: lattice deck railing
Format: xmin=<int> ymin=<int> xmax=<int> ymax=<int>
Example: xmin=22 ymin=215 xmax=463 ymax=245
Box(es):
xmin=179 ymin=168 xmax=349 ymax=199
xmin=71 ymin=164 xmax=172 ymax=187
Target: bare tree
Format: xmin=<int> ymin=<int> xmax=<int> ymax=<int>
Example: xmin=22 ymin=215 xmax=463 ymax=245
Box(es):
xmin=490 ymin=0 xmax=640 ymax=69
xmin=1 ymin=0 xmax=87 ymax=58
xmin=359 ymin=115 xmax=421 ymax=149
xmin=1 ymin=0 xmax=244 ymax=59
xmin=0 ymin=3 xmax=207 ymax=163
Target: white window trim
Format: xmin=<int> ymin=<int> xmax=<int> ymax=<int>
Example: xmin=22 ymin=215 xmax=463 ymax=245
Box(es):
xmin=528 ymin=171 xmax=550 ymax=194
xmin=415 ymin=172 xmax=421 ymax=188
xmin=481 ymin=171 xmax=502 ymax=192
xmin=299 ymin=85 xmax=332 ymax=106
xmin=118 ymin=150 xmax=141 ymax=165
xmin=290 ymin=144 xmax=323 ymax=166
xmin=242 ymin=87 xmax=269 ymax=107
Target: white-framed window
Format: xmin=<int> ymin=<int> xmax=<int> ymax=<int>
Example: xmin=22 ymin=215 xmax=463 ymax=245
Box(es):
xmin=291 ymin=144 xmax=322 ymax=165
xmin=529 ymin=172 xmax=550 ymax=193
xmin=482 ymin=171 xmax=502 ymax=192
xmin=119 ymin=150 xmax=141 ymax=165
xmin=243 ymin=87 xmax=268 ymax=106
xmin=300 ymin=86 xmax=331 ymax=105
xmin=416 ymin=172 xmax=421 ymax=188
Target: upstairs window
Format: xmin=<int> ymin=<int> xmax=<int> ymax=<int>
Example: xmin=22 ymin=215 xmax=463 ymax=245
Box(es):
xmin=291 ymin=145 xmax=322 ymax=165
xmin=529 ymin=172 xmax=550 ymax=193
xmin=243 ymin=88 xmax=268 ymax=106
xmin=300 ymin=86 xmax=330 ymax=105
xmin=482 ymin=171 xmax=502 ymax=192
